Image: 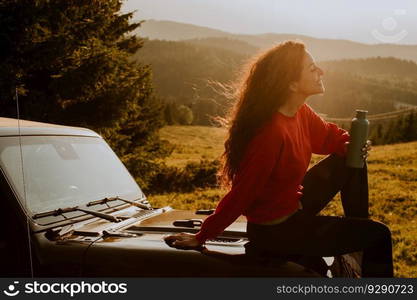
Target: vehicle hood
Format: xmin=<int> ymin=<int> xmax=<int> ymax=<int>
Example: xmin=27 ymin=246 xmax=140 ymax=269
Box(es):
xmin=34 ymin=206 xmax=321 ymax=277
xmin=79 ymin=207 xmax=252 ymax=276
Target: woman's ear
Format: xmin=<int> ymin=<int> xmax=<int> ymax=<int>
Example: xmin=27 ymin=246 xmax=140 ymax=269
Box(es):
xmin=289 ymin=81 xmax=298 ymax=93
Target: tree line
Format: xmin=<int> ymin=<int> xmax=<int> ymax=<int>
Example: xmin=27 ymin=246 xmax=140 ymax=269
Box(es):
xmin=364 ymin=111 xmax=417 ymax=146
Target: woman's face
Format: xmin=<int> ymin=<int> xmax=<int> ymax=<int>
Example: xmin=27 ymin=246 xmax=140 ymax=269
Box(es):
xmin=292 ymin=50 xmax=325 ymax=96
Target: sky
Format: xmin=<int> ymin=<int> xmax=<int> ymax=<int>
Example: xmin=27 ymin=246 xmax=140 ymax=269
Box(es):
xmin=122 ymin=0 xmax=417 ymax=44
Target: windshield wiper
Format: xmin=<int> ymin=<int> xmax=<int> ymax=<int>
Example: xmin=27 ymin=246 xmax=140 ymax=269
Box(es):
xmin=86 ymin=196 xmax=152 ymax=210
xmin=33 ymin=206 xmax=122 ymax=222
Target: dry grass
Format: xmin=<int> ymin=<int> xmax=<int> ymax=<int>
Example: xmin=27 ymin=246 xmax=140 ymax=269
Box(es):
xmin=159 ymin=125 xmax=226 ymax=167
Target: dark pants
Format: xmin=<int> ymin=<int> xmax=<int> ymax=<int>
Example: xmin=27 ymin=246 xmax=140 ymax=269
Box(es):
xmin=246 ymin=154 xmax=394 ymax=277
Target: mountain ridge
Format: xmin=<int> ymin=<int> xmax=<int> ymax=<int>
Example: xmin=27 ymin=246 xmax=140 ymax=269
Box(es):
xmin=136 ymin=19 xmax=417 ymax=62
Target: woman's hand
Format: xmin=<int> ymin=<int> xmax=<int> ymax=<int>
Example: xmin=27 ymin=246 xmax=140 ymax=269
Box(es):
xmin=164 ymin=232 xmax=204 ymax=250
xmin=361 ymin=139 xmax=372 ymax=161
xmin=344 ymin=139 xmax=372 ymax=161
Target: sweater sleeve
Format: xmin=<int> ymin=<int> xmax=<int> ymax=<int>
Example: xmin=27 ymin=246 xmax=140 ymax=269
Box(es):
xmin=195 ymin=122 xmax=283 ymax=244
xmin=304 ymin=104 xmax=350 ymax=156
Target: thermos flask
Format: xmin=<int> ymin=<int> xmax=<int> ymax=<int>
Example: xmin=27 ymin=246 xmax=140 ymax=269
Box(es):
xmin=346 ymin=110 xmax=370 ymax=168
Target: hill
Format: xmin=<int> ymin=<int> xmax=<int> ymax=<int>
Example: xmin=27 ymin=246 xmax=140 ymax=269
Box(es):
xmin=133 ymin=39 xmax=417 ymax=123
xmin=184 ymin=37 xmax=258 ymax=56
xmin=152 ymin=125 xmax=417 ymax=277
xmin=137 ymin=20 xmax=417 ymax=62
xmin=320 ymin=57 xmax=417 ymax=79
xmin=133 ymin=39 xmax=248 ymax=124
xmin=136 ymin=19 xmax=231 ymax=41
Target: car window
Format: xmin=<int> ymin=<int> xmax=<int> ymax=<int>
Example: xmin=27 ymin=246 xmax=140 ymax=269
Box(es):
xmin=0 ymin=136 xmax=143 ymax=214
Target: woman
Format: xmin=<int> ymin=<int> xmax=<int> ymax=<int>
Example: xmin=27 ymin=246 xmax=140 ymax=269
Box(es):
xmin=164 ymin=40 xmax=393 ymax=277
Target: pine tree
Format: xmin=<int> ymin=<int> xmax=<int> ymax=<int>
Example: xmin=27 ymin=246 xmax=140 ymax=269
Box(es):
xmin=375 ymin=123 xmax=384 ymax=145
xmin=176 ymin=105 xmax=194 ymax=125
xmin=0 ymin=0 xmax=171 ymax=190
xmin=403 ymin=112 xmax=417 ymax=142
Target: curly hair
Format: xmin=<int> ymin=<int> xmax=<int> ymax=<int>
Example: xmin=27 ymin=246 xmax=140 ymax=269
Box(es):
xmin=219 ymin=40 xmax=306 ymax=187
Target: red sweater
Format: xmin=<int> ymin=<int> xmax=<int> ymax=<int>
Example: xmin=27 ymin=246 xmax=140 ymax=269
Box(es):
xmin=195 ymin=103 xmax=350 ymax=244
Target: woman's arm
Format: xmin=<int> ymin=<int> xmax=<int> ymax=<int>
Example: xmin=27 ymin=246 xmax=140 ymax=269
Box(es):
xmin=165 ymin=120 xmax=284 ymax=248
xmin=195 ymin=124 xmax=284 ymax=244
xmin=304 ymin=104 xmax=350 ymax=156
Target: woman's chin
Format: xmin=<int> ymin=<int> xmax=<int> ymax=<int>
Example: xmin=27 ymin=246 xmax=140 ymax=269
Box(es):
xmin=310 ymin=87 xmax=325 ymax=96
xmin=317 ymin=84 xmax=325 ymax=94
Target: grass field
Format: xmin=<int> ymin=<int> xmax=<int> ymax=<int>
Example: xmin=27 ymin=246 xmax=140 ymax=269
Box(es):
xmin=158 ymin=125 xmax=227 ymax=167
xmin=153 ymin=125 xmax=417 ymax=277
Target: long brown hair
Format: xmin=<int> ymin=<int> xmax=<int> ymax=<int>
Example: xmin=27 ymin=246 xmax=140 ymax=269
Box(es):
xmin=219 ymin=40 xmax=306 ymax=187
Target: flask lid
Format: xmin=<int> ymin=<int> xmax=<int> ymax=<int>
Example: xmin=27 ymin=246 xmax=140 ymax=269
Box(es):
xmin=355 ymin=110 xmax=368 ymax=119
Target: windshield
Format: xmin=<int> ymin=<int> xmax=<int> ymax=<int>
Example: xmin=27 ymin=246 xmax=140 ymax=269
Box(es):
xmin=0 ymin=135 xmax=144 ymax=214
